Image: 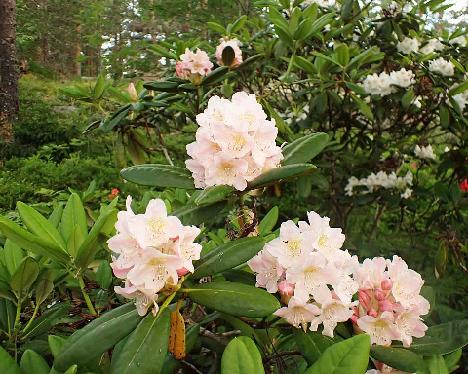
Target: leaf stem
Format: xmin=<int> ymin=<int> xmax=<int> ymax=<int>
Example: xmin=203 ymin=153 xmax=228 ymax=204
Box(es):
xmin=22 ymin=303 xmax=40 ymax=334
xmin=78 ymin=276 xmax=97 ymax=315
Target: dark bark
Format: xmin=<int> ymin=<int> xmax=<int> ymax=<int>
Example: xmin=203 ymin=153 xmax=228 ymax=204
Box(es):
xmin=0 ymin=0 xmax=19 ymax=144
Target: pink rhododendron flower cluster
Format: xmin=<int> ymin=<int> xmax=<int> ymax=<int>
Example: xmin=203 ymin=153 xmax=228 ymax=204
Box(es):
xmin=185 ymin=92 xmax=283 ymax=191
xmin=248 ymin=211 xmax=358 ymax=336
xmin=176 ymin=48 xmax=213 ymax=83
xmin=216 ymin=39 xmax=243 ymax=67
xmin=353 ymin=256 xmax=429 ymax=346
xmin=249 ymin=211 xmax=430 ymax=346
xmin=108 ymin=197 xmax=202 ymax=316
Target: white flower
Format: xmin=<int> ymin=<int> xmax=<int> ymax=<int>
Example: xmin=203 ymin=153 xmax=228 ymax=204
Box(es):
xmin=274 ymin=296 xmax=321 ymax=331
xmin=389 ymin=69 xmax=415 ymax=88
xmin=400 ymin=188 xmax=412 ymax=199
xmin=420 ymin=38 xmax=445 ymax=55
xmin=357 ymin=311 xmax=400 ymax=345
xmin=414 ymin=145 xmax=436 ymax=160
xmin=451 ymin=84 xmax=468 ymax=110
xmin=428 ymin=57 xmax=454 ymax=76
xmin=185 ymin=92 xmax=283 ymax=191
xmin=302 ymin=0 xmax=336 ymax=7
xmin=449 ymin=36 xmax=466 ymax=47
xmin=362 ymin=72 xmax=394 ymax=96
xmin=394 ymin=310 xmax=428 ymax=347
xmin=397 ymin=37 xmax=419 ymax=54
xmin=413 ymin=96 xmax=422 ymax=109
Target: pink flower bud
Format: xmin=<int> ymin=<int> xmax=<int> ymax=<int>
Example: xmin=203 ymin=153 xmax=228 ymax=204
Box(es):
xmin=278 ymin=280 xmax=295 ymax=296
xmin=177 ymin=267 xmax=189 ymax=277
xmin=367 ymin=309 xmax=378 ymax=317
xmin=374 ymin=289 xmax=386 ymax=301
xmin=381 ymin=279 xmax=393 ymax=290
xmin=378 ymin=299 xmax=394 ymax=312
xmin=350 ymin=315 xmax=358 ymax=324
xmin=358 ymin=289 xmax=372 ymax=310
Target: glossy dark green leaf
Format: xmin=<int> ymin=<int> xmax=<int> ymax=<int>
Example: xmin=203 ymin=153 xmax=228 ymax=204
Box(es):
xmin=100 ymin=105 xmax=132 ymax=132
xmin=184 ymin=281 xmax=280 ymax=318
xmin=258 ymin=206 xmax=279 ymax=235
xmin=3 ymin=239 xmax=24 ymax=276
xmin=425 ymin=355 xmax=448 ymax=374
xmin=96 ymin=261 xmax=113 ymax=289
xmin=0 ymin=345 xmax=21 ymax=374
xmin=174 ymin=201 xmax=227 ymax=226
xmin=334 ymin=44 xmax=350 ymax=66
xmin=61 ymin=194 xmax=88 ymax=246
xmin=282 ymin=133 xmax=329 ymax=165
xmin=194 ymin=185 xmax=235 ymax=206
xmin=22 ymin=302 xmax=71 ymax=338
xmin=221 ymin=336 xmax=264 ymax=374
xmin=439 ymin=105 xmax=449 ymax=127
xmin=202 ymin=66 xmax=229 ymax=86
xmin=248 ymin=164 xmax=317 ymax=189
xmin=20 ymin=349 xmax=50 ymax=374
xmin=121 ymin=164 xmax=195 ymax=189
xmin=110 ymin=309 xmax=170 ymax=374
xmin=305 ymin=335 xmax=370 ymax=374
xmin=54 ymin=303 xmax=141 ymax=371
xmin=10 ymin=257 xmax=39 ymax=299
xmin=17 ymin=202 xmax=66 ymax=251
xmin=193 ymin=237 xmax=265 ymax=279
xmin=351 ymin=94 xmax=373 ymax=120
xmin=295 ymin=330 xmax=335 ymax=365
xmin=371 ymin=346 xmax=427 ymax=373
xmin=143 ymin=81 xmax=179 ymax=93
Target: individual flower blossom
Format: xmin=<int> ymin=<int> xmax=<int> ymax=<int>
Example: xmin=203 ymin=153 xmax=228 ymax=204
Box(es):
xmin=108 ymin=188 xmax=120 ymax=200
xmin=216 ymin=39 xmax=243 ymax=68
xmin=400 ymin=188 xmax=412 ymax=199
xmin=248 ymin=249 xmax=284 ymax=293
xmin=389 ymin=69 xmax=415 ymax=88
xmin=353 ymin=256 xmax=429 ymax=346
xmin=449 ymin=35 xmax=466 ymax=47
xmin=176 ymin=48 xmax=213 ymax=83
xmin=420 ymin=38 xmax=445 ymax=55
xmin=274 ymin=296 xmax=320 ymax=331
xmin=451 ymin=83 xmax=468 ymax=110
xmin=109 ymin=197 xmax=202 ymax=316
xmin=428 ymin=57 xmax=454 ymax=76
xmin=185 ymin=92 xmax=283 ymax=191
xmin=414 ymin=144 xmax=436 ymax=160
xmin=413 ymin=96 xmax=422 ymax=109
xmin=397 ymin=37 xmax=419 ymax=54
xmin=460 ymin=179 xmax=468 ymax=192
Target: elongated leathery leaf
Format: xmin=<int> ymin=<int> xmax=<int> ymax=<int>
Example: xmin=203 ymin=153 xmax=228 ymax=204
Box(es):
xmin=282 ymin=133 xmax=329 ymax=165
xmin=54 ymin=303 xmax=141 ymax=371
xmin=121 ymin=164 xmax=195 ymax=189
xmin=184 ymin=281 xmax=280 ymax=318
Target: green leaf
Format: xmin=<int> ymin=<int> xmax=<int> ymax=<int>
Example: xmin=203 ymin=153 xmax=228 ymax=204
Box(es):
xmin=230 ymin=15 xmax=247 ymax=33
xmin=258 ymin=206 xmax=279 ymax=235
xmin=75 ymin=206 xmax=117 ymax=269
xmin=110 ymin=309 xmax=170 ymax=374
xmin=93 ymin=74 xmax=107 ymax=100
xmin=305 ymin=335 xmax=370 ymax=374
xmin=295 ymin=330 xmax=335 ymax=365
xmin=439 ymin=104 xmax=450 ymax=127
xmin=17 ymin=202 xmax=66 ymax=251
xmin=304 ymin=13 xmax=335 ymax=40
xmin=66 ymin=225 xmax=85 ymax=258
xmin=0 ymin=345 xmax=21 ymax=374
xmin=449 ymin=81 xmax=468 ymax=96
xmin=444 ymin=348 xmax=462 ymax=371
xmin=3 ymin=239 xmax=24 ymax=276
xmin=207 ymin=21 xmax=226 ymax=34
xmin=397 ymin=320 xmax=468 ymax=356
xmin=0 ymin=217 xmax=69 ymax=263
xmin=143 ymin=81 xmax=179 ymax=93
xmin=371 ymin=346 xmax=427 ymax=373
xmin=221 ymin=336 xmax=264 ymax=374
xmin=193 ymin=237 xmax=265 ymax=279
xmin=351 ymin=94 xmax=374 ymax=120
xmin=194 ymin=185 xmax=235 ymax=206
xmin=20 ymin=349 xmax=50 ymax=374
xmin=23 ymin=302 xmax=70 ymax=338
xmin=49 ymin=335 xmax=67 ymax=358
xmin=237 ymin=54 xmax=263 ymax=71
xmin=174 ymin=201 xmax=227 ymax=226
xmin=248 ymin=164 xmax=317 ymax=189
xmin=282 ymin=133 xmax=329 ymax=165
xmin=184 ymin=281 xmax=280 ymax=318
xmin=54 ymin=303 xmax=141 ymax=371
xmin=96 ymin=261 xmax=113 ymax=289
xmin=121 ymin=164 xmax=195 ymax=189
xmin=48 ymin=203 xmax=64 ymax=228
xmin=426 ymin=355 xmax=448 ymax=374
xmin=401 ymin=89 xmax=414 ymax=109
xmin=293 ymin=56 xmax=316 ymax=74
xmin=345 ymin=82 xmax=366 ymax=95
xmin=35 ymin=277 xmax=54 ymax=306
xmin=334 ymin=44 xmax=350 ymax=66
xmin=202 ymin=66 xmax=230 ymax=86
xmin=61 ymin=193 xmax=88 ymax=244
xmin=10 ymin=257 xmax=39 ymax=299
xmin=341 ymin=0 xmax=354 ymax=20
xmin=100 ymin=105 xmax=131 ymax=132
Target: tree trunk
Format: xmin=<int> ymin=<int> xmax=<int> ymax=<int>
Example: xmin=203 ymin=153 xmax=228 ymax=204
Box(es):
xmin=0 ymin=0 xmax=19 ymax=144
xmin=73 ymin=24 xmax=82 ymax=77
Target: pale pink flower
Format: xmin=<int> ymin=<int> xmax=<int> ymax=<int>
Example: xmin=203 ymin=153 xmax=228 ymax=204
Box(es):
xmin=274 ymin=296 xmax=321 ymax=331
xmin=394 ymin=310 xmax=428 ymax=347
xmin=114 ymin=280 xmax=159 ymax=316
xmin=216 ymin=39 xmax=243 ymax=67
xmin=213 ymin=125 xmax=253 ymax=158
xmin=176 ymin=225 xmax=202 ymax=273
xmin=205 ymin=153 xmax=249 ymax=191
xmin=248 ymin=249 xmax=284 ymax=293
xmin=177 ymin=48 xmax=213 ymax=77
xmin=354 ymin=257 xmax=389 ymax=290
xmin=357 ymin=311 xmax=400 ymax=345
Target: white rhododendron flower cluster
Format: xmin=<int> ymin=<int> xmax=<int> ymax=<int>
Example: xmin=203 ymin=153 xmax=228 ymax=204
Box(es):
xmin=302 ymin=0 xmax=336 ymax=7
xmin=428 ymin=57 xmax=454 ymax=76
xmin=362 ymin=69 xmax=415 ymax=96
xmin=109 ymin=197 xmax=202 ymax=316
xmin=420 ymin=38 xmax=445 ymax=55
xmin=354 ymin=256 xmax=429 ymax=346
xmin=345 ymin=170 xmax=413 ymax=199
xmin=185 ymin=92 xmax=283 ymax=191
xmin=414 ymin=144 xmax=436 ymax=160
xmin=248 ymin=211 xmax=358 ymax=336
xmin=249 ymin=211 xmax=430 ymax=346
xmin=216 ymin=39 xmax=243 ymax=67
xmin=397 ymin=36 xmax=419 ymax=54
xmin=176 ymin=48 xmax=213 ymax=82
